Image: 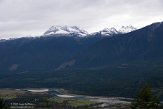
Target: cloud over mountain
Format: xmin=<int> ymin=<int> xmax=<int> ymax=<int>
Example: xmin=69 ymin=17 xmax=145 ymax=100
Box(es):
xmin=0 ymin=0 xmax=163 ymax=38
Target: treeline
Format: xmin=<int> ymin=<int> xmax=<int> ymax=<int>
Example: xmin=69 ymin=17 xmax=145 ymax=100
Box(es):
xmin=131 ymin=85 xmax=163 ymax=109
xmin=1 ymin=62 xmax=163 ymax=98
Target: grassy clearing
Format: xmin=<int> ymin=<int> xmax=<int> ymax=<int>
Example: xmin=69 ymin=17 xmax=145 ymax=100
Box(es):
xmin=68 ymin=99 xmax=95 ymax=107
xmin=49 ymin=97 xmax=96 ymax=107
xmin=0 ymin=89 xmax=25 ymax=99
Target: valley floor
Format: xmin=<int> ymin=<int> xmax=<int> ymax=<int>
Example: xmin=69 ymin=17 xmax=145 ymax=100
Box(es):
xmin=0 ymin=88 xmax=131 ymax=109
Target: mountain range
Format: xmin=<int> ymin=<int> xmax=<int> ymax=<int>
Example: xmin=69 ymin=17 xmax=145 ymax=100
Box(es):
xmin=43 ymin=25 xmax=137 ymax=37
xmin=0 ymin=25 xmax=137 ymax=72
xmin=0 ymin=22 xmax=163 ymax=97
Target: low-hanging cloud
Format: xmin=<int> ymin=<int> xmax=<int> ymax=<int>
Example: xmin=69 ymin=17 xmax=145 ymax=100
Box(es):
xmin=0 ymin=0 xmax=163 ymax=38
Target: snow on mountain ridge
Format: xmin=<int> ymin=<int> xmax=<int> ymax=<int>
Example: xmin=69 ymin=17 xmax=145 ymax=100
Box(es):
xmin=44 ymin=25 xmax=137 ymax=37
xmin=100 ymin=27 xmax=119 ymax=36
xmin=97 ymin=25 xmax=137 ymax=36
xmin=44 ymin=26 xmax=88 ymax=37
xmin=118 ymin=25 xmax=137 ymax=33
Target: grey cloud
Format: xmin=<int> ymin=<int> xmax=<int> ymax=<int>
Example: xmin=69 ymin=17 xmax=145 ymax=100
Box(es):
xmin=0 ymin=0 xmax=163 ymax=39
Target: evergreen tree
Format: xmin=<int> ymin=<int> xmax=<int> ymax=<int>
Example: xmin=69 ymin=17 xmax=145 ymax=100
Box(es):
xmin=0 ymin=98 xmax=6 ymax=109
xmin=131 ymin=85 xmax=162 ymax=109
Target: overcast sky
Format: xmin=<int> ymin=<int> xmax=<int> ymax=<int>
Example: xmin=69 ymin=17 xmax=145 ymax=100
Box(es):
xmin=0 ymin=0 xmax=163 ymax=39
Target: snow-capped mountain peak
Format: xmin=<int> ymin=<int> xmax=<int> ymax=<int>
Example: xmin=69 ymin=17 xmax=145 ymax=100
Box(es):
xmin=43 ymin=25 xmax=137 ymax=37
xmin=100 ymin=27 xmax=119 ymax=36
xmin=44 ymin=26 xmax=88 ymax=37
xmin=118 ymin=25 xmax=137 ymax=33
xmin=92 ymin=25 xmax=137 ymax=37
